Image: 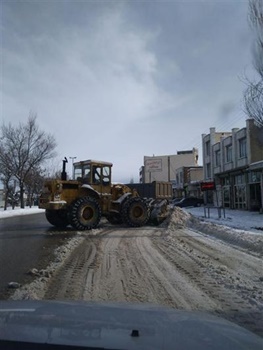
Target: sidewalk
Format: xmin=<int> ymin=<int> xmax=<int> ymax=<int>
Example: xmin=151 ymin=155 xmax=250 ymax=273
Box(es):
xmin=185 ymin=207 xmax=263 ymax=234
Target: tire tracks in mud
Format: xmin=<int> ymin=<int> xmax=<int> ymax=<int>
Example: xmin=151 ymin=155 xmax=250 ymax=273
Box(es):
xmin=44 ymin=229 xmax=113 ymax=300
xmin=44 ymin=224 xmax=263 ymax=336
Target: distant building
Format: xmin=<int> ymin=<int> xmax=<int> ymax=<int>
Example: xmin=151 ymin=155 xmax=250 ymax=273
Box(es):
xmin=140 ymin=148 xmax=199 ymax=184
xmin=139 ymin=166 xmax=145 ymax=183
xmin=175 ymin=166 xmax=204 ymax=198
xmin=202 ymin=119 xmax=263 ymax=211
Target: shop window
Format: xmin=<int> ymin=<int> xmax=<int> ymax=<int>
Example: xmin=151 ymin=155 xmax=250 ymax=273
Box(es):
xmin=248 ymin=171 xmax=261 ymax=183
xmin=234 ymin=184 xmax=246 ymax=209
xmin=235 ymin=174 xmax=245 ymax=185
xmin=223 ymin=186 xmax=230 ymax=208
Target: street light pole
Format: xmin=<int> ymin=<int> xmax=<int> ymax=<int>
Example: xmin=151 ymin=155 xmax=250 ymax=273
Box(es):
xmin=69 ymin=157 xmax=77 ymax=179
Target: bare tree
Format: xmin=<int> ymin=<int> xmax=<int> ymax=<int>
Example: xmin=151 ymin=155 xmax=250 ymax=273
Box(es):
xmin=24 ymin=167 xmax=45 ymax=207
xmin=0 ymin=114 xmax=57 ymax=208
xmin=248 ymin=0 xmax=263 ymax=79
xmin=244 ymin=0 xmax=263 ymax=127
xmin=244 ymin=80 xmax=263 ymax=127
xmin=0 ymin=171 xmax=16 ymax=210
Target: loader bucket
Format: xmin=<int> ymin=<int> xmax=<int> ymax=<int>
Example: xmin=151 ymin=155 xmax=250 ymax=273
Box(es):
xmin=148 ymin=199 xmax=170 ymax=225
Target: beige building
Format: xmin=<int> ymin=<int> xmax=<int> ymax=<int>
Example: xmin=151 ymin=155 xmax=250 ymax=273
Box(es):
xmin=140 ymin=148 xmax=199 ymax=183
xmin=202 ymin=119 xmax=263 ymax=211
xmin=175 ymin=166 xmax=203 ymax=198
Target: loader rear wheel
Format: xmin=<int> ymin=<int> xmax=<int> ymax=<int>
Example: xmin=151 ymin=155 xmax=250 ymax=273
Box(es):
xmin=68 ymin=197 xmax=101 ymax=230
xmin=122 ymin=197 xmax=150 ymax=227
xmin=45 ymin=209 xmax=69 ymax=228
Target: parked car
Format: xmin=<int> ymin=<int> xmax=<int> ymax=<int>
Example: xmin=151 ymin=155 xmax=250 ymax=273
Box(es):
xmin=171 ymin=197 xmax=183 ymax=205
xmin=174 ymin=197 xmax=204 ymax=208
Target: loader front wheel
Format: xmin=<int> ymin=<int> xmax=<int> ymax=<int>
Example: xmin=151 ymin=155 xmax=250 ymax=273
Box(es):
xmin=122 ymin=197 xmax=150 ymax=227
xmin=45 ymin=209 xmax=69 ymax=228
xmin=68 ymin=197 xmax=101 ymax=230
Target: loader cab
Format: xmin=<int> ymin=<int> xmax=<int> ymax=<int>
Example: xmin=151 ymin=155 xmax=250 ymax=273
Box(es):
xmin=73 ymin=160 xmax=112 ymax=188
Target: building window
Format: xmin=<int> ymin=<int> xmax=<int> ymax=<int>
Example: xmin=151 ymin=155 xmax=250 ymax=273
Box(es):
xmin=206 ymin=163 xmax=211 ymax=178
xmin=223 ymin=186 xmax=230 ymax=208
xmin=235 ymin=174 xmax=245 ymax=185
xmin=248 ymin=171 xmax=261 ymax=183
xmin=215 ymin=150 xmax=221 ymax=166
xmin=222 ymin=176 xmax=230 ymax=186
xmin=239 ymin=138 xmax=247 ymax=158
xmin=234 ymin=184 xmax=246 ymax=209
xmin=206 ymin=140 xmax=210 ymax=156
xmin=226 ymin=145 xmax=232 ymax=162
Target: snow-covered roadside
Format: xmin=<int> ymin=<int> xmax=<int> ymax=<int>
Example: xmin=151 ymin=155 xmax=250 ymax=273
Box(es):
xmin=0 ymin=206 xmax=45 ymax=218
xmin=168 ymin=207 xmax=263 ymax=255
xmin=185 ymin=207 xmax=263 ymax=234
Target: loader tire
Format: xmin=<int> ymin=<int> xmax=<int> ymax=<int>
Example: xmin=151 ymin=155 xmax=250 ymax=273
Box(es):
xmin=45 ymin=209 xmax=69 ymax=228
xmin=68 ymin=197 xmax=101 ymax=230
xmin=122 ymin=197 xmax=150 ymax=227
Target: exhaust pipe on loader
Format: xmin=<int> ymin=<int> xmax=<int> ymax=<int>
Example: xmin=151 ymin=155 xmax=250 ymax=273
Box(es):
xmin=61 ymin=157 xmax=68 ymax=180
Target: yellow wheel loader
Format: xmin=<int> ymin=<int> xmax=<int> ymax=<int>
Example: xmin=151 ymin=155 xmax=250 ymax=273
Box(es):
xmin=39 ymin=158 xmax=172 ymax=230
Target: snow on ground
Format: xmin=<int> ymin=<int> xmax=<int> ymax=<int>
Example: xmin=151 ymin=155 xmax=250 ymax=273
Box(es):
xmin=0 ymin=206 xmax=45 ymax=218
xmin=172 ymin=207 xmax=263 ymax=256
xmin=5 ymin=205 xmax=263 ymax=302
xmin=185 ymin=207 xmax=263 ymax=234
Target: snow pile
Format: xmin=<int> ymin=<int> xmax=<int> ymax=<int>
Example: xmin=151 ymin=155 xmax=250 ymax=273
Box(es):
xmin=159 ymin=207 xmax=198 ymax=231
xmin=10 ymin=234 xmax=85 ymax=300
xmin=0 ymin=207 xmax=44 ymax=219
xmin=168 ymin=207 xmax=263 ymax=255
xmin=167 ymin=207 xmax=198 ymax=229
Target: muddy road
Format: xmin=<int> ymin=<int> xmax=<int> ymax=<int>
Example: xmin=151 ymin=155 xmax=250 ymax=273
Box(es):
xmin=43 ymin=216 xmax=263 ymax=337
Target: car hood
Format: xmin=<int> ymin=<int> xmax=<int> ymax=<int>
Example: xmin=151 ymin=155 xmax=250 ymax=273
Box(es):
xmin=0 ymin=300 xmax=262 ymax=350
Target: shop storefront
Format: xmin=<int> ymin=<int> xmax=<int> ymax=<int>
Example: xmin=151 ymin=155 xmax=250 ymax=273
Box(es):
xmin=248 ymin=161 xmax=263 ymax=212
xmin=233 ymin=174 xmax=247 ymax=210
xmin=221 ymin=176 xmax=231 ymax=208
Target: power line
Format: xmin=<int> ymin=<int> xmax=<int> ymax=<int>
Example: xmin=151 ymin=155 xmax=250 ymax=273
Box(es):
xmin=181 ymin=110 xmax=246 ymax=152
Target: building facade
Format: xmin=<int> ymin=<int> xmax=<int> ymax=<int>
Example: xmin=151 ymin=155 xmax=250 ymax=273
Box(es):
xmin=202 ymin=119 xmax=263 ymax=211
xmin=140 ymin=148 xmax=199 ymax=184
xmin=174 ymin=166 xmax=203 ymax=198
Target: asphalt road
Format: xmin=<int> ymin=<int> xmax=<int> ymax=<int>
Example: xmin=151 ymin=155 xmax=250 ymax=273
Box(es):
xmin=0 ymin=212 xmax=76 ymax=299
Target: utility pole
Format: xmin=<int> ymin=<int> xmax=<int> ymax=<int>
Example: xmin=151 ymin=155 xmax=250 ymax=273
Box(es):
xmin=69 ymin=156 xmax=77 ymax=179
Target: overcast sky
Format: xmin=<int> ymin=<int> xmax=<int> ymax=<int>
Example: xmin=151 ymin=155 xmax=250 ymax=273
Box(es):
xmin=1 ymin=0 xmax=256 ymax=182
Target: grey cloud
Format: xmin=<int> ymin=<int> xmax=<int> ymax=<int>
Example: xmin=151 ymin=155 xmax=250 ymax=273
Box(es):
xmin=1 ymin=1 xmax=253 ymax=182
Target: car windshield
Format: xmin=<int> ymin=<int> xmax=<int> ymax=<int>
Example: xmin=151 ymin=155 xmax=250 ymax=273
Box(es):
xmin=1 ymin=0 xmax=263 ymax=347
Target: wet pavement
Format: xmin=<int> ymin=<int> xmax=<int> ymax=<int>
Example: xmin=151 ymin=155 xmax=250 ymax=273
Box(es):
xmin=0 ymin=212 xmax=76 ymax=299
